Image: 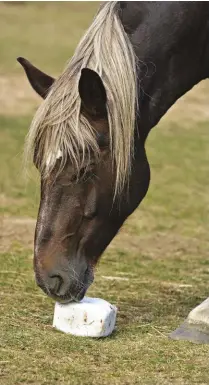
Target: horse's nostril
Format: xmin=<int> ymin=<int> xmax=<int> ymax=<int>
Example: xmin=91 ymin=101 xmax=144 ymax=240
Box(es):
xmin=48 ymin=274 xmax=63 ymax=296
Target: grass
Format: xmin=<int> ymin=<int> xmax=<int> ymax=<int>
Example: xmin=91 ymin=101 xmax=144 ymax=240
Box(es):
xmin=1 ymin=2 xmax=209 ymax=385
xmin=0 ymin=2 xmax=98 ymax=75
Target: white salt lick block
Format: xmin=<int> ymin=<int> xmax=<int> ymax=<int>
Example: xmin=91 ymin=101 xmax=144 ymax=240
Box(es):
xmin=53 ymin=297 xmax=117 ymax=337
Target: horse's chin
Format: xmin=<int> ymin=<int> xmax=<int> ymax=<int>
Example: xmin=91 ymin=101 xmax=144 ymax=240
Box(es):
xmin=50 ymin=290 xmax=86 ymax=304
xmin=56 ymin=298 xmax=79 ymax=304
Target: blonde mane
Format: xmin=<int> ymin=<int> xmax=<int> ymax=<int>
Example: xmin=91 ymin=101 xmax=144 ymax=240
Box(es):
xmin=25 ymin=1 xmax=138 ymax=196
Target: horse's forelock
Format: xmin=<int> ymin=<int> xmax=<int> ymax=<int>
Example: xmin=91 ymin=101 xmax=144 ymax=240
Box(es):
xmin=24 ymin=1 xmax=138 ymax=197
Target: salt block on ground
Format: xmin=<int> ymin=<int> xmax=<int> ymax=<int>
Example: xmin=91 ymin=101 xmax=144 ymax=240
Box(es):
xmin=53 ymin=297 xmax=117 ymax=337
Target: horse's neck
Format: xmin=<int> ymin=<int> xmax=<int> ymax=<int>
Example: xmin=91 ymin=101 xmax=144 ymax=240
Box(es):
xmin=120 ymin=2 xmax=209 ymax=142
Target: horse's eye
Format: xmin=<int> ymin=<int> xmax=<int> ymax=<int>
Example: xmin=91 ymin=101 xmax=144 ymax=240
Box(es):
xmin=79 ymin=168 xmax=92 ymax=181
xmin=96 ymin=132 xmax=109 ymax=148
xmin=71 ymin=165 xmax=94 ymax=183
xmin=84 ymin=210 xmax=97 ymax=220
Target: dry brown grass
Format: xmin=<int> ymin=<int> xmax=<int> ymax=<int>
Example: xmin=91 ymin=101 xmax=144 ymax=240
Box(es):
xmin=0 ymin=75 xmax=40 ymax=116
xmin=0 ymin=215 xmax=35 ymax=253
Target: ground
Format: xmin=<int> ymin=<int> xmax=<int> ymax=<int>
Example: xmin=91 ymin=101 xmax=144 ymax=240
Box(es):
xmin=1 ymin=3 xmax=209 ymax=385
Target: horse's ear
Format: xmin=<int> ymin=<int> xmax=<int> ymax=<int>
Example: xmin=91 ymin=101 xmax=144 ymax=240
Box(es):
xmin=17 ymin=57 xmax=55 ymax=99
xmin=78 ymin=68 xmax=107 ymax=118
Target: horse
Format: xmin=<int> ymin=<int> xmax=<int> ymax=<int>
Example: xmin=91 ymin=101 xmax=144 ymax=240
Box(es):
xmin=18 ymin=2 xmax=209 ymax=341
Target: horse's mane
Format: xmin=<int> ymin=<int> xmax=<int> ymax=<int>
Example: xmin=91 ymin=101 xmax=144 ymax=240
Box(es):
xmin=25 ymin=1 xmax=138 ymax=196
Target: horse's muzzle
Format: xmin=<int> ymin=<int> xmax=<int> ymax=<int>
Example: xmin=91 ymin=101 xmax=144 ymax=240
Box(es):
xmin=35 ymin=261 xmax=94 ymax=303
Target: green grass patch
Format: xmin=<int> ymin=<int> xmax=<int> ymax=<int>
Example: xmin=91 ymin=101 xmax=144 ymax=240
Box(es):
xmin=0 ymin=2 xmax=98 ymax=75
xmin=0 ymin=115 xmax=39 ymax=217
xmin=1 ymin=245 xmax=209 ymax=385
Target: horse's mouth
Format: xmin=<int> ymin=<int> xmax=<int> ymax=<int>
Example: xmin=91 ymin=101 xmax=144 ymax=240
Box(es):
xmin=54 ymin=287 xmax=87 ymax=304
xmin=50 ymin=282 xmax=92 ymax=304
xmin=46 ymin=265 xmax=94 ymax=304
